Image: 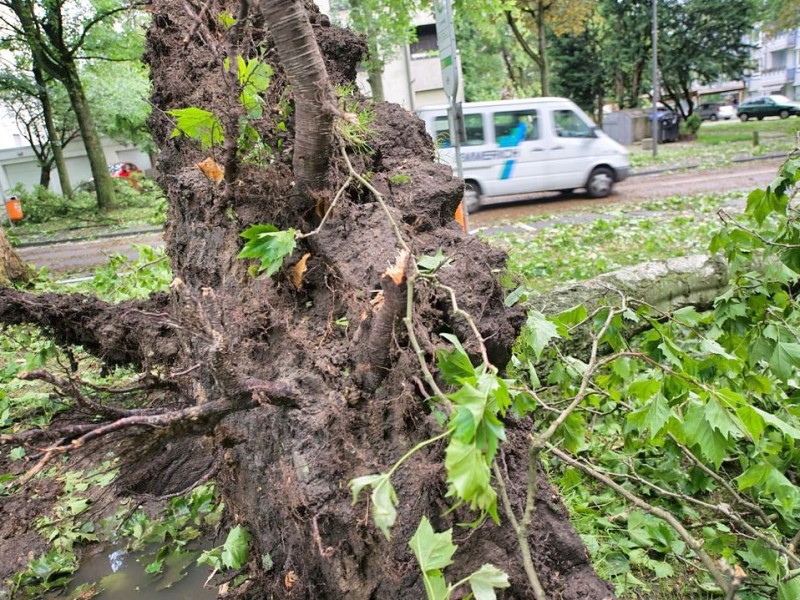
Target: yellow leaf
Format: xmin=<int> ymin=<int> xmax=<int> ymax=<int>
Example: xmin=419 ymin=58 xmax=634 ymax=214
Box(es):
xmin=291 ymin=253 xmax=311 ymax=289
xmin=196 ymin=157 xmax=224 ymax=183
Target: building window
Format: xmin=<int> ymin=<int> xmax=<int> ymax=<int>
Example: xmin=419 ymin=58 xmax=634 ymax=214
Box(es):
xmin=410 ymin=24 xmax=438 ymax=58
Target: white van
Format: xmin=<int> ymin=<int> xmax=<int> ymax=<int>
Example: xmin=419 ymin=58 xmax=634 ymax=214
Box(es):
xmin=416 ymin=97 xmax=630 ymax=211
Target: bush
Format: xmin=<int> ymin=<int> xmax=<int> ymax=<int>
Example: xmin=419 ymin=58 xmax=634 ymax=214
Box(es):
xmin=683 ymin=113 xmax=702 ymax=136
xmin=4 ymin=183 xmax=95 ymax=224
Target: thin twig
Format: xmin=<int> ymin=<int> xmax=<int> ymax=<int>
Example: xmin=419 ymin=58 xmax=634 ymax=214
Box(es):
xmin=434 ymin=282 xmax=494 ymax=372
xmin=668 ymin=433 xmax=772 ymax=528
xmin=339 ymin=142 xmax=410 ymax=255
xmin=492 ymin=461 xmax=546 ymax=600
xmin=296 ymin=175 xmax=354 ymax=240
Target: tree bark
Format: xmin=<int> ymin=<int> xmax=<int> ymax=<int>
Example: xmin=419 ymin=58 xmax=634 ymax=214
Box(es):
xmin=536 ymin=0 xmax=550 ymax=96
xmin=0 ymin=227 xmax=31 ymax=287
xmin=32 ymin=64 xmax=72 ymax=197
xmin=1 ymin=2 xmax=615 ymax=598
xmin=63 ymin=63 xmax=114 ymax=210
xmin=367 ymin=65 xmax=385 ymax=103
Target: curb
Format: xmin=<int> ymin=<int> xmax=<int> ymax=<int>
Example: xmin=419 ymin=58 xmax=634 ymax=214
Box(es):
xmin=629 ymin=152 xmax=785 ymax=178
xmin=15 ymin=227 xmax=163 ymax=248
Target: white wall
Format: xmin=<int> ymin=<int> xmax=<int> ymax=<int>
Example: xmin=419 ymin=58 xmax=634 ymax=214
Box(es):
xmin=0 ymin=137 xmax=152 ymax=200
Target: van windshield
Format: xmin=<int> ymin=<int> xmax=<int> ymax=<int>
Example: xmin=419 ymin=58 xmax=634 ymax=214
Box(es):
xmin=552 ymin=109 xmax=594 ymax=138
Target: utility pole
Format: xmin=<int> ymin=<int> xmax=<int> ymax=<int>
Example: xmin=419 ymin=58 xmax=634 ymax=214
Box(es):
xmin=434 ymin=0 xmax=468 ymax=232
xmin=652 ymin=0 xmax=659 ymax=158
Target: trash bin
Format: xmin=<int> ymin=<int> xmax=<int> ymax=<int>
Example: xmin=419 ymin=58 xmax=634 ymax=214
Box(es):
xmin=649 ymin=111 xmax=680 ymax=143
xmin=4 ymin=195 xmax=23 ymax=222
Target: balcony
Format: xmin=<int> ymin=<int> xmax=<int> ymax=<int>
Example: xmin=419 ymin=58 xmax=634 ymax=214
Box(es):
xmin=763 ymin=31 xmax=798 ymax=51
xmin=758 ymin=67 xmax=793 ymax=89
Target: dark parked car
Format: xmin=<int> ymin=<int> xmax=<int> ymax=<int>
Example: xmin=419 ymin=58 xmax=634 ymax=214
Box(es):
xmin=737 ymin=95 xmax=800 ymax=121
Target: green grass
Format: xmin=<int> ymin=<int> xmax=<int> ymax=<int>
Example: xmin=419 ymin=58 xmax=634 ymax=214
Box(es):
xmin=6 ymin=179 xmax=166 ymax=246
xmin=628 ymin=117 xmax=799 ymax=172
xmin=485 ymin=191 xmax=738 ymax=295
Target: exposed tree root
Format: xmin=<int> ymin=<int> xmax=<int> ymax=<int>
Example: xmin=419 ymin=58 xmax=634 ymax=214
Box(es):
xmin=0 ymin=287 xmax=179 ymax=367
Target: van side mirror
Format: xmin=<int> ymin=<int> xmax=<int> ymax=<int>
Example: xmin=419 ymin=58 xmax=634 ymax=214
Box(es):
xmin=591 ymin=126 xmax=600 ymax=138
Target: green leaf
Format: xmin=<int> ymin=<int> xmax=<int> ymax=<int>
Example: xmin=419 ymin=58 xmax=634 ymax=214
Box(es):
xmin=221 ymin=525 xmax=251 ymax=569
xmin=735 ymin=405 xmax=766 ymax=442
xmin=417 ymin=249 xmax=453 ymax=274
xmin=681 ymin=402 xmax=729 ymax=469
xmin=444 ymin=438 xmax=497 ymax=520
xmin=751 ymin=406 xmax=800 ymax=440
xmin=9 ymin=446 xmax=25 ymax=460
xmin=237 ymin=56 xmax=273 ymax=118
xmin=627 ymin=393 xmax=672 ymax=439
xmin=703 ymin=398 xmax=740 ymax=440
xmin=467 ymin=564 xmax=510 ymax=600
xmin=437 ymin=334 xmax=477 ymax=384
xmin=237 ymin=224 xmax=297 ymax=276
xmin=521 ymin=311 xmax=559 ymax=358
xmin=503 ymin=286 xmax=525 ymax=307
xmin=349 ymin=473 xmax=398 ymax=540
xmin=769 ymin=341 xmax=800 ymax=381
xmin=167 ymin=107 xmax=224 ymax=149
xmin=408 ymin=516 xmax=457 ymax=573
xmin=553 ymin=304 xmax=589 ymax=332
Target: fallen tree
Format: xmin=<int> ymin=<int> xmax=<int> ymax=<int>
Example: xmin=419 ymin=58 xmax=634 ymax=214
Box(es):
xmin=0 ymin=1 xmax=616 ymax=598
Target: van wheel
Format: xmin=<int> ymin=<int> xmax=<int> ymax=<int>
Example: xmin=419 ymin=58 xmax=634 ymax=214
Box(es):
xmin=740 ymin=113 xmax=749 ymax=121
xmin=780 ymin=110 xmax=790 ymax=119
xmin=710 ymin=114 xmax=718 ymax=121
xmin=586 ymin=167 xmax=614 ymax=199
xmin=464 ymin=182 xmax=482 ymax=213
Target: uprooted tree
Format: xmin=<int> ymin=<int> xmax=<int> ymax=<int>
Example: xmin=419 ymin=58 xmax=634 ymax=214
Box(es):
xmin=0 ymin=1 xmax=617 ymax=597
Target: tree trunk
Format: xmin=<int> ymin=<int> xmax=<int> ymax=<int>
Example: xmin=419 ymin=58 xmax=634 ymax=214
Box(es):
xmin=536 ymin=0 xmax=550 ymax=97
xmin=9 ymin=0 xmax=109 ymax=209
xmin=1 ymin=2 xmax=614 ymax=598
xmin=0 ymin=227 xmax=31 ymax=287
xmin=33 ymin=65 xmax=72 ymax=197
xmin=63 ymin=64 xmax=114 ymax=210
xmin=38 ymin=160 xmax=52 ymax=188
xmin=367 ymin=64 xmax=385 ymax=103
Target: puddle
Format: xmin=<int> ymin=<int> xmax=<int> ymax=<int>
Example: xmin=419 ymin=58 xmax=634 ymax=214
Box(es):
xmin=56 ymin=544 xmax=219 ymax=599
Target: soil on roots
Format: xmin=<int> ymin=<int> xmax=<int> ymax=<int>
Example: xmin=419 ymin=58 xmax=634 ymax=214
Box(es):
xmin=0 ymin=0 xmax=614 ymax=598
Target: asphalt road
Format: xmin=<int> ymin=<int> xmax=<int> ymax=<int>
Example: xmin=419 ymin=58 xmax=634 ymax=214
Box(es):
xmin=18 ymin=157 xmax=786 ymax=275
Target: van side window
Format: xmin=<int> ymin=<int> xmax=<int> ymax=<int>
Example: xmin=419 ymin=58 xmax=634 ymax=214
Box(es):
xmin=433 ymin=114 xmax=485 ymax=147
xmin=552 ymin=109 xmax=593 ymax=138
xmin=493 ymin=110 xmax=539 ymax=145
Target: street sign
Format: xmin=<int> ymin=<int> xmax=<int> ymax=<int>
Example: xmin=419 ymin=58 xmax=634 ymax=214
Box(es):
xmin=434 ymin=0 xmax=458 ymax=99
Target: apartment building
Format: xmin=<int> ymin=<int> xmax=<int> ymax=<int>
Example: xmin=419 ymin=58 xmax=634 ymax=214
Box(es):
xmin=316 ymin=0 xmax=462 ymax=110
xmin=745 ymin=29 xmax=799 ymax=99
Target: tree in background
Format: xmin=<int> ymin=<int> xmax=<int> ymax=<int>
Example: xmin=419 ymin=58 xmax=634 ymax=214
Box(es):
xmin=2 ymin=0 xmax=140 ymax=210
xmin=0 ymin=63 xmax=77 ymax=194
xmin=333 ymin=0 xmax=422 ymax=102
xmin=763 ymin=0 xmax=800 ymax=35
xmin=658 ymin=0 xmax=757 ymax=118
xmin=596 ymin=0 xmax=652 ymax=108
xmin=503 ymin=0 xmax=596 ymax=96
xmin=455 ymin=2 xmax=539 ymax=101
xmin=549 ymin=15 xmax=607 ymax=120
